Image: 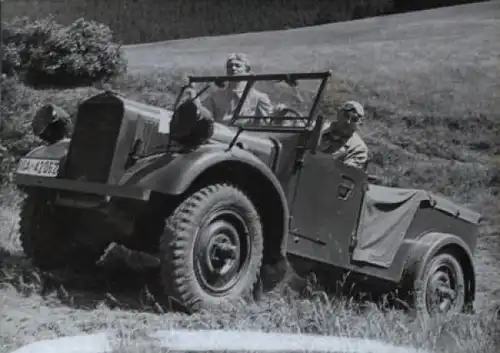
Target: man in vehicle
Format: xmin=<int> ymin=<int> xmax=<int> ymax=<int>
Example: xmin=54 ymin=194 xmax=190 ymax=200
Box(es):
xmin=319 ymin=100 xmax=369 ymax=170
xmin=188 ymin=53 xmax=274 ymax=125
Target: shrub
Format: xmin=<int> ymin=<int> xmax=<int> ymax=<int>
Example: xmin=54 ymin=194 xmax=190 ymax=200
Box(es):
xmin=0 ymin=76 xmax=32 ymax=141
xmin=2 ymin=42 xmax=22 ymax=76
xmin=0 ymin=76 xmax=39 ymax=185
xmin=2 ymin=17 xmax=57 ymax=74
xmin=2 ymin=16 xmax=127 ymax=87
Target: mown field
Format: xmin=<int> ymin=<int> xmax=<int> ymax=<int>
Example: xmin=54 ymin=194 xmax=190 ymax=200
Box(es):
xmin=1 ymin=1 xmax=500 ymax=353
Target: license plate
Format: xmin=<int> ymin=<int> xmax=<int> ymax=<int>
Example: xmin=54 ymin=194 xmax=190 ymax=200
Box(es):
xmin=17 ymin=158 xmax=60 ymax=177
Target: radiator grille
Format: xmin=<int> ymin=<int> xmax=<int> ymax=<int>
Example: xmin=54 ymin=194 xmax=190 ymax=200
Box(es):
xmin=64 ymin=93 xmax=124 ymax=183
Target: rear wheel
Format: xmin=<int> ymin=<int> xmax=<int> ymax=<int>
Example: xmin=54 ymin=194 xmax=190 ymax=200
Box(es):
xmin=159 ymin=183 xmax=264 ymax=311
xmin=413 ymin=252 xmax=466 ymax=317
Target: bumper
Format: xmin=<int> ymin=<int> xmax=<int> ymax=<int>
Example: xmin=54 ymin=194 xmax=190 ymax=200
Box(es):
xmin=14 ymin=174 xmax=151 ymax=201
xmin=15 ymin=174 xmax=150 ymax=238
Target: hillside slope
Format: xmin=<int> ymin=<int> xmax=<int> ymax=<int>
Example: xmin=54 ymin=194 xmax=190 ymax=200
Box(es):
xmin=124 ymin=0 xmax=500 ymax=118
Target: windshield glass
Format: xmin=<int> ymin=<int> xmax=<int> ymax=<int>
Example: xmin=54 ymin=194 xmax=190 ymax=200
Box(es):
xmin=175 ymin=72 xmax=331 ymax=130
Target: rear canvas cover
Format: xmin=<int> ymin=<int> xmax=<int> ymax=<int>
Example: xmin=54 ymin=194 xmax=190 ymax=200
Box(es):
xmin=352 ymin=185 xmax=434 ymax=268
xmin=351 ymin=184 xmax=480 ymax=268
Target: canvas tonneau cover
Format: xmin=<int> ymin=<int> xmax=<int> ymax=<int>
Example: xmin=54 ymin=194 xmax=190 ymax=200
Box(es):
xmin=351 ymin=184 xmax=481 ymax=268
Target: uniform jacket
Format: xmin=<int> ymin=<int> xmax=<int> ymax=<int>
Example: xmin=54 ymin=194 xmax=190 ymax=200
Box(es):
xmin=319 ymin=121 xmax=369 ymax=170
xmin=201 ymin=86 xmax=273 ymax=123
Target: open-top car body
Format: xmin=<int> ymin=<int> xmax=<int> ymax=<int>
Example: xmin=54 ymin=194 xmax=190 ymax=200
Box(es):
xmin=14 ymin=71 xmax=482 ymax=316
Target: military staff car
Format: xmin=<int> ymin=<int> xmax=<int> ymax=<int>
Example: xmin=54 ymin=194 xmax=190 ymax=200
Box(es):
xmin=14 ymin=71 xmax=482 ymax=316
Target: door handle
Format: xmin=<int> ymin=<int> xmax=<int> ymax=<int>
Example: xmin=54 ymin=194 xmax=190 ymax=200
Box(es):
xmin=338 ymin=175 xmax=355 ymax=200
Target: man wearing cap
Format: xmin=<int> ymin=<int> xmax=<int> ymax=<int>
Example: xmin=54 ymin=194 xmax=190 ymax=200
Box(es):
xmin=189 ymin=53 xmax=274 ymax=124
xmin=319 ymin=100 xmax=369 ymax=170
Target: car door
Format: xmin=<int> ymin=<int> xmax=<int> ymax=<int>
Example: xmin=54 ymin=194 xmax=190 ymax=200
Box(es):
xmin=287 ymin=151 xmax=367 ymax=268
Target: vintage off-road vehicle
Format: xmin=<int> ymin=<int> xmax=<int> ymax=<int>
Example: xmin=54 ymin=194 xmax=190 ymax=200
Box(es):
xmin=14 ymin=71 xmax=482 ymax=316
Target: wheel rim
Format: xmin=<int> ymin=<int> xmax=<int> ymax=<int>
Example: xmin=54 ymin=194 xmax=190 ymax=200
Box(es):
xmin=194 ymin=207 xmax=251 ymax=296
xmin=425 ymin=258 xmax=463 ymax=314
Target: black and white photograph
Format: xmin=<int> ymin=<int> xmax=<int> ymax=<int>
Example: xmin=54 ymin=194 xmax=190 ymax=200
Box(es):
xmin=1 ymin=0 xmax=499 ymax=352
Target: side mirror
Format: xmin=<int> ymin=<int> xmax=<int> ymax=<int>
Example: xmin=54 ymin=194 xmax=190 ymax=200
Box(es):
xmin=308 ymin=115 xmax=325 ymax=154
xmin=169 ymin=100 xmax=214 ymax=148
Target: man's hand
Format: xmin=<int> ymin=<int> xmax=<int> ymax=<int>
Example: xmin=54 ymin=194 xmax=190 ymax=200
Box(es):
xmin=274 ymin=103 xmax=287 ymax=112
xmin=331 ymin=149 xmax=348 ymax=161
xmin=185 ymin=83 xmax=203 ymax=108
xmin=186 ymin=84 xmax=198 ymax=100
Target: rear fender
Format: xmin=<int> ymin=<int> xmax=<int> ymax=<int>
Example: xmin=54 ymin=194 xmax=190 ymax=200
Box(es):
xmin=123 ymin=144 xmax=291 ymax=259
xmin=403 ymin=232 xmax=476 ymax=303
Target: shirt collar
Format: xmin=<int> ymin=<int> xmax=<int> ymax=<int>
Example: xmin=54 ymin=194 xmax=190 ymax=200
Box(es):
xmin=231 ymin=87 xmax=245 ymax=98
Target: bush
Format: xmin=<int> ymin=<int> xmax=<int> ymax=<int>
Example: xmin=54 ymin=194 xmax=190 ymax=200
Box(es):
xmin=0 ymin=76 xmax=33 ymax=141
xmin=0 ymin=76 xmax=38 ymax=185
xmin=2 ymin=16 xmax=127 ymax=87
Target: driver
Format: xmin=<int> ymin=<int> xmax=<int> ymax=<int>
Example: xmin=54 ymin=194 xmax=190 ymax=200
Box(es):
xmin=319 ymin=100 xmax=369 ymax=170
xmin=188 ymin=53 xmax=274 ymax=124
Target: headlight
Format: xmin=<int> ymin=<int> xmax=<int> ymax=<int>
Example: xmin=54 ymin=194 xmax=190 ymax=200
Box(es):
xmin=32 ymin=104 xmax=73 ymax=144
xmin=169 ymin=100 xmax=214 ymax=148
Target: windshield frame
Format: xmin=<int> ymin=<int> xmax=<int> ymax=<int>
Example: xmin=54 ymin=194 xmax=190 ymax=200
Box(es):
xmin=174 ymin=71 xmax=332 ymax=133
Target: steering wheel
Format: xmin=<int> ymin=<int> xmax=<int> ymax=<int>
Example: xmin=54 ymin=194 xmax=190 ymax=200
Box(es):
xmin=272 ymin=104 xmax=307 ymax=127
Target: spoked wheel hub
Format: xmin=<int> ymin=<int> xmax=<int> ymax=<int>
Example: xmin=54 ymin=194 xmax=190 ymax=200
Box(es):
xmin=206 ymin=233 xmax=239 ymax=274
xmin=424 ymin=255 xmax=464 ymax=315
xmin=195 ymin=209 xmax=250 ymax=295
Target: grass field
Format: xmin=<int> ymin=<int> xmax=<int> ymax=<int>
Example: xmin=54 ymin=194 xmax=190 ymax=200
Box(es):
xmin=1 ymin=1 xmax=500 ymax=352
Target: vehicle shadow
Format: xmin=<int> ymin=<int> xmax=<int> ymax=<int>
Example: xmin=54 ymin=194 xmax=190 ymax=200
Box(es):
xmin=0 ymin=249 xmax=417 ymax=317
xmin=0 ymin=250 xmax=180 ymax=314
xmin=0 ymin=251 xmax=307 ymax=315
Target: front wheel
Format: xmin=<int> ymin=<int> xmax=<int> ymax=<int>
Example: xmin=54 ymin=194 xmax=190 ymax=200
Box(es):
xmin=19 ymin=190 xmax=107 ymax=271
xmin=159 ymin=183 xmax=264 ymax=311
xmin=19 ymin=191 xmax=77 ymax=270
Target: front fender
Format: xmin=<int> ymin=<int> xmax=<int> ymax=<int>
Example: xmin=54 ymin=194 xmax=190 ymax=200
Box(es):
xmin=14 ymin=139 xmax=71 ymax=182
xmin=127 ymin=144 xmax=283 ymax=197
xmin=24 ymin=138 xmax=71 ymax=160
xmin=120 ymin=143 xmax=291 ymax=259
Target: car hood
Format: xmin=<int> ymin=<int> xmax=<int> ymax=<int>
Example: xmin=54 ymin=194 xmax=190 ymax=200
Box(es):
xmin=117 ymin=94 xmax=276 ymax=155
